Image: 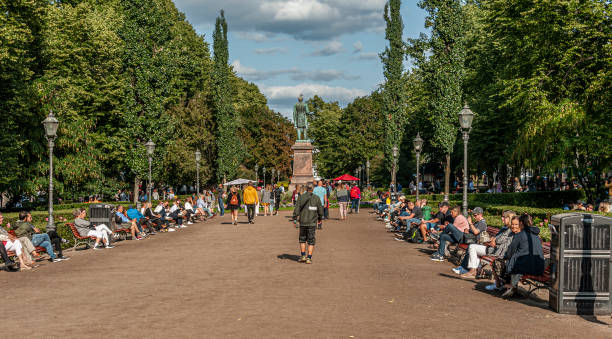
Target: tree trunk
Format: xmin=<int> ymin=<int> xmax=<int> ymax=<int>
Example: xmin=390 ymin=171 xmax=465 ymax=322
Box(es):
xmin=133 ymin=176 xmax=140 ymax=206
xmin=444 ymin=153 xmax=450 ymax=201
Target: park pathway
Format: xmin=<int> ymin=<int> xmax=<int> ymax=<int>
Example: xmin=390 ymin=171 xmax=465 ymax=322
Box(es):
xmin=2 ymin=210 xmax=611 ymax=338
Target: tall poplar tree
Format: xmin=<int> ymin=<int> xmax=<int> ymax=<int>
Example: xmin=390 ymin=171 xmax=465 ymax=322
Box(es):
xmin=380 ymin=0 xmax=406 ymax=178
xmin=407 ymin=0 xmax=466 ymax=200
xmin=119 ymin=0 xmax=175 ymax=203
xmin=213 ymin=10 xmax=242 ymax=182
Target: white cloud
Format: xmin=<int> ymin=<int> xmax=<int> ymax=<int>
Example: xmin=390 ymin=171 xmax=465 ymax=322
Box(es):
xmin=174 ymin=0 xmax=387 ymax=40
xmin=254 ymin=47 xmax=288 ymax=55
xmin=232 ymin=60 xmax=359 ymax=82
xmin=236 ymin=31 xmax=273 ymax=42
xmin=310 ymin=41 xmax=344 ymax=56
xmin=354 ymin=52 xmax=379 ymax=60
xmin=353 ymin=41 xmax=363 ymax=53
xmin=261 ymin=83 xmax=368 ymax=115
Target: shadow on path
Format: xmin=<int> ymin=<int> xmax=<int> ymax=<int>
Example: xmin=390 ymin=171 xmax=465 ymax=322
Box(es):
xmin=277 ymin=254 xmax=301 ymax=262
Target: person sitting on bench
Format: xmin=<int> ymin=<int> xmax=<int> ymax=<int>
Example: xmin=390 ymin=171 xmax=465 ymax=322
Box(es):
xmin=169 ymin=200 xmax=186 ymax=227
xmin=144 ymin=202 xmax=167 ymax=231
xmin=0 ymin=212 xmax=34 ymax=271
xmin=12 ymin=211 xmax=62 ymax=262
xmin=430 ymin=206 xmax=466 ymax=262
xmin=127 ymin=205 xmax=150 ymax=235
xmin=115 ymin=206 xmax=142 ymax=240
xmin=499 ymin=214 xmax=545 ymax=298
xmin=418 ymin=201 xmax=451 ymax=242
xmin=73 ymin=208 xmax=114 ymax=249
xmin=395 ymin=200 xmax=423 ymax=231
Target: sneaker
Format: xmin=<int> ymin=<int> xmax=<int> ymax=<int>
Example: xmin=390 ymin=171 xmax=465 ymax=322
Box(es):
xmin=92 ymin=245 xmax=102 ymax=250
xmin=485 ymin=284 xmax=501 ymax=291
xmin=168 ymin=228 xmax=176 ymax=232
xmin=233 ymin=221 xmax=237 ymax=225
xmin=501 ymin=287 xmax=518 ymax=299
xmin=105 ymin=245 xmax=115 ymax=249
xmin=305 ymin=258 xmax=312 ymax=264
xmin=430 ymin=253 xmax=444 ymax=262
xmin=187 ymin=221 xmax=193 ymax=225
xmin=136 ymin=237 xmax=143 ymax=240
xmin=452 ymin=266 xmax=468 ymax=275
xmin=394 ymin=237 xmax=406 ymax=242
xmin=49 ymin=258 xmax=62 ymax=262
xmin=298 ymin=256 xmax=307 ymax=263
xmin=58 ymin=256 xmax=71 ymax=261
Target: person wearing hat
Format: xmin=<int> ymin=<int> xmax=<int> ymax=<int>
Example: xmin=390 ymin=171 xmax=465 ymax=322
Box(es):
xmin=453 ymin=207 xmax=489 ymax=277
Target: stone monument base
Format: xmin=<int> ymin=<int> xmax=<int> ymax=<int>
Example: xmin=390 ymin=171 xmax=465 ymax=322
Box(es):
xmin=289 ymin=141 xmax=314 ymax=192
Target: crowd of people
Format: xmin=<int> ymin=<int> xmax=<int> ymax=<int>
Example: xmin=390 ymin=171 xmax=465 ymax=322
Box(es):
xmin=0 ymin=190 xmax=226 ymax=272
xmin=374 ymin=194 xmax=546 ymax=298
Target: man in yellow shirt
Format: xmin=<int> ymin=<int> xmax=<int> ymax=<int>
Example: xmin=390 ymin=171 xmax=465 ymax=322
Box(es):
xmin=243 ymin=182 xmax=259 ymax=224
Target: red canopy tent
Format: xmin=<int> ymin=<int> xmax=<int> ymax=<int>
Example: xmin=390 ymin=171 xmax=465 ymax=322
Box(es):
xmin=333 ymin=174 xmax=359 ymax=181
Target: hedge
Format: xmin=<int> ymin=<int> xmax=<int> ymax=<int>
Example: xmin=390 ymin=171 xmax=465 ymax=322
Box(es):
xmin=398 ymin=190 xmax=586 ymax=208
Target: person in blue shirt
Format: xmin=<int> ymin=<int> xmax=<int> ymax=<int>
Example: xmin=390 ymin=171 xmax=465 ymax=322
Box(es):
xmin=126 ymin=205 xmax=148 ymax=235
xmin=115 ymin=205 xmax=143 ymax=240
xmin=313 ymin=181 xmax=327 ymax=228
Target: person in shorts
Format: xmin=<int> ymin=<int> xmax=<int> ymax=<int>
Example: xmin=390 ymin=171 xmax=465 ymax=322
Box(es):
xmin=291 ymin=183 xmax=323 ymax=264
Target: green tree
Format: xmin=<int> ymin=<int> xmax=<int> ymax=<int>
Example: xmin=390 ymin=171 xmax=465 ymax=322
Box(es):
xmin=213 ymin=10 xmax=243 ymax=182
xmin=407 ymin=0 xmax=466 ymax=200
xmin=38 ymin=1 xmax=125 ymax=198
xmin=119 ymin=0 xmax=176 ymax=203
xmin=0 ymin=0 xmax=47 ymax=202
xmin=464 ymin=0 xmax=611 ymax=201
xmin=380 ymin=0 xmax=406 ymax=178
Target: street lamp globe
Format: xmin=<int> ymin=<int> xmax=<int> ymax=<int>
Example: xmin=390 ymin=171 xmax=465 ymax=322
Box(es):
xmin=145 ymin=139 xmax=155 ymax=156
xmin=195 ymin=149 xmax=201 ymax=162
xmin=42 ymin=111 xmax=60 ymax=140
xmin=413 ymin=133 xmax=424 ymax=153
xmin=392 ymin=145 xmax=399 ymax=159
xmin=458 ymin=104 xmax=474 ymax=130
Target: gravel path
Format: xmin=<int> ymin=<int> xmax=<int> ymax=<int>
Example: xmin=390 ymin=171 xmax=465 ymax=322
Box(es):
xmin=2 ymin=210 xmax=611 ymax=338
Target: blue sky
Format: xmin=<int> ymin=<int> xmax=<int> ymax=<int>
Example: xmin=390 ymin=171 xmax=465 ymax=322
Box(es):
xmin=173 ymin=0 xmax=428 ymax=117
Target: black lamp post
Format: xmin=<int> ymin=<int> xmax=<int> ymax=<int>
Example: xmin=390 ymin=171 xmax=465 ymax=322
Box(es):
xmin=413 ymin=133 xmax=424 ymax=200
xmin=366 ymin=159 xmax=370 ymax=187
xmin=42 ymin=111 xmax=59 ymax=230
xmin=145 ymin=139 xmax=155 ymax=204
xmin=195 ymin=149 xmax=201 ymax=195
xmin=254 ymin=164 xmax=259 ymax=185
xmin=392 ymin=145 xmax=399 ymax=193
xmin=458 ymin=104 xmax=474 ymax=216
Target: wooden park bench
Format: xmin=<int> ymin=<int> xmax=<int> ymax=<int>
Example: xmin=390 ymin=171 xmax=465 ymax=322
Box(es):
xmin=66 ymin=223 xmax=97 ymax=250
xmin=449 ymin=226 xmax=553 ymax=295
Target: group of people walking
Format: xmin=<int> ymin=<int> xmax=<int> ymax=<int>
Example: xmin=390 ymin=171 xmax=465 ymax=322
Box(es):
xmin=222 ymin=183 xmax=283 ymax=225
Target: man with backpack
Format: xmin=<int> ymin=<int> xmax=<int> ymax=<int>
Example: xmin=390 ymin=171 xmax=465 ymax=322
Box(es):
xmin=291 ymin=183 xmax=324 ymax=264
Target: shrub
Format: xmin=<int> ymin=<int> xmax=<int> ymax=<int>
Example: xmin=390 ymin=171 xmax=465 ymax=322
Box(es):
xmin=398 ymin=190 xmax=586 ymax=208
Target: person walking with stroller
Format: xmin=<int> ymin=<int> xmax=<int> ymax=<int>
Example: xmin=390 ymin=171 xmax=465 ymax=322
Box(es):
xmin=291 ymin=183 xmax=323 ymax=264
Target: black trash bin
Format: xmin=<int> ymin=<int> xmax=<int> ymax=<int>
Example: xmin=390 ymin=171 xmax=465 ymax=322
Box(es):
xmin=549 ymin=213 xmax=612 ymax=315
xmin=88 ymin=203 xmax=116 ymax=230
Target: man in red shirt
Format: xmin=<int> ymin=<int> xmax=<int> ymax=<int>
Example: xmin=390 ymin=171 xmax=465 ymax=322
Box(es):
xmin=350 ymin=184 xmax=361 ymax=214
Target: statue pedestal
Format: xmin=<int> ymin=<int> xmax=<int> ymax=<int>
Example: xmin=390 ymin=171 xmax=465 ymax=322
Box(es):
xmin=290 ymin=142 xmax=314 ymax=191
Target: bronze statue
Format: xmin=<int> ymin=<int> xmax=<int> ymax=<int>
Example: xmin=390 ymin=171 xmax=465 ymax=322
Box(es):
xmin=293 ymin=94 xmax=309 ymax=141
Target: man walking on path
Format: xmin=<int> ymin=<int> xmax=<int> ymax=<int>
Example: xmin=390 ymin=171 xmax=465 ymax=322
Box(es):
xmin=243 ymin=182 xmax=258 ymax=224
xmin=292 ymin=183 xmax=323 ymax=264
xmin=216 ymin=184 xmax=225 ymax=216
xmin=350 ymin=184 xmax=361 ymax=214
xmin=313 ymin=181 xmax=327 ymax=229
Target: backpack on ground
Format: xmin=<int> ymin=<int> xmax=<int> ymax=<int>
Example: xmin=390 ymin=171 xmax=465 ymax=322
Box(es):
xmin=404 ymin=225 xmax=422 ymax=243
